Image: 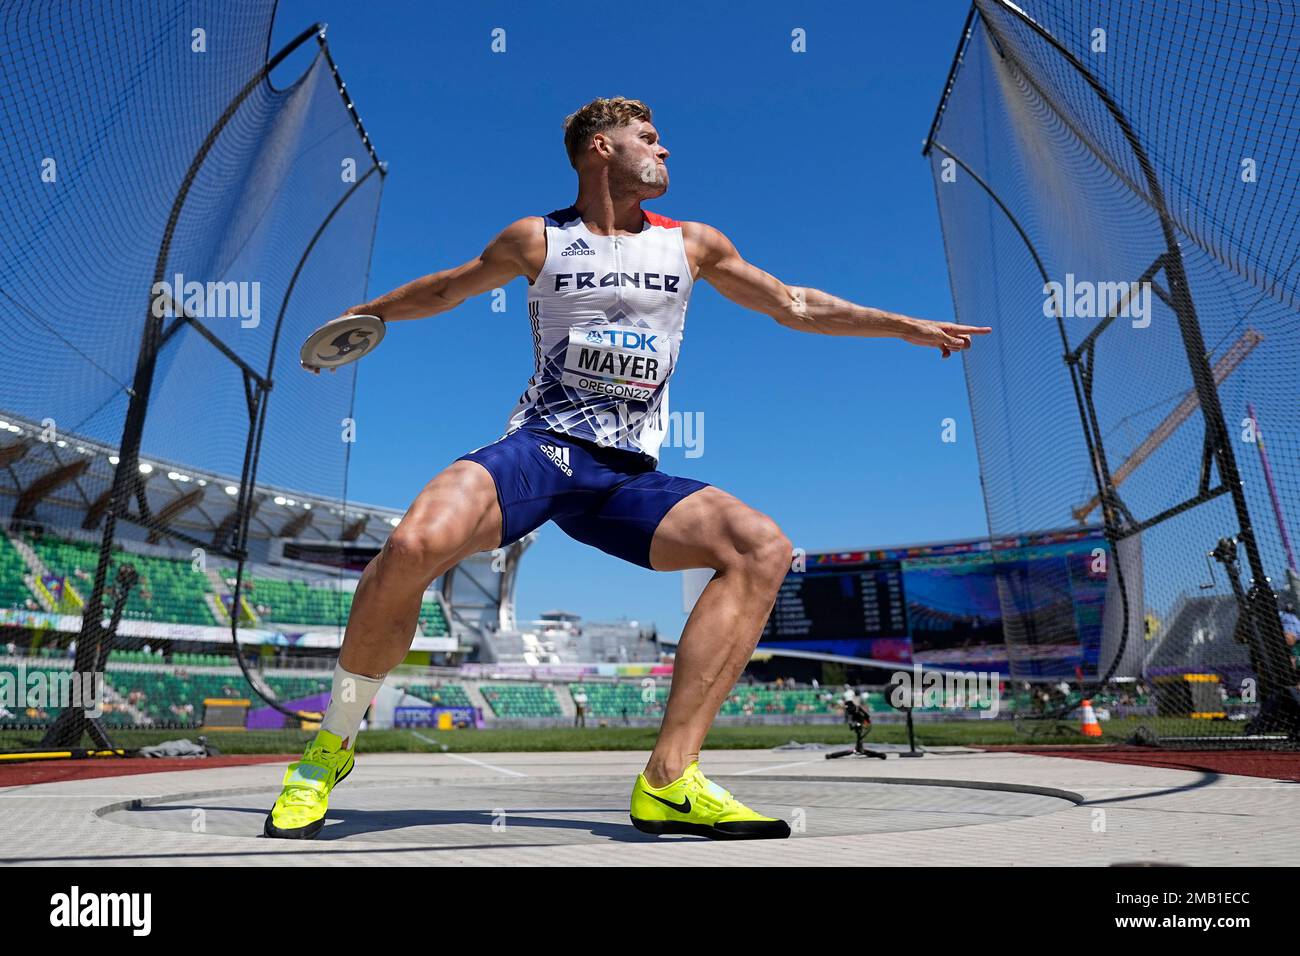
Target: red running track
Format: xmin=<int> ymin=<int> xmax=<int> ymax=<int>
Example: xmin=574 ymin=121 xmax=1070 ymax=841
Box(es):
xmin=0 ymin=754 xmax=293 ymax=788
xmin=983 ymin=745 xmax=1300 ymax=781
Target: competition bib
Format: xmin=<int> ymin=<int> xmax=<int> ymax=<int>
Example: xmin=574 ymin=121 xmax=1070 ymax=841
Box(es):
xmin=561 ymin=326 xmax=668 ymax=402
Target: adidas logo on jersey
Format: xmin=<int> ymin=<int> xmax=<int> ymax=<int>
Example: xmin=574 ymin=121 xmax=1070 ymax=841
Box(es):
xmin=539 ymin=443 xmax=573 ymax=476
xmin=560 ymin=238 xmax=596 ymax=257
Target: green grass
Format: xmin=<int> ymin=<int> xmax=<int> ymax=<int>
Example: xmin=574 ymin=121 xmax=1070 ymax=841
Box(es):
xmin=0 ymin=717 xmax=1161 ymax=755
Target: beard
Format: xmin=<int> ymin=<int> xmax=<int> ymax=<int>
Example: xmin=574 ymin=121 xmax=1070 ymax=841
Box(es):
xmin=634 ymin=158 xmax=668 ymax=190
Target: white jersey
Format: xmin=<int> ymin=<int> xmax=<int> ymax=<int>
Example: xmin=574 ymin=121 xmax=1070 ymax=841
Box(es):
xmin=503 ymin=205 xmax=694 ymax=464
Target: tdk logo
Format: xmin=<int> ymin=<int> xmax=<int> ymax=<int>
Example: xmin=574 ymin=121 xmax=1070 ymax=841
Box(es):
xmin=554 ymin=272 xmax=680 ymax=293
xmin=561 ymin=238 xmax=596 ymax=257
xmin=589 ymin=330 xmax=657 ymax=352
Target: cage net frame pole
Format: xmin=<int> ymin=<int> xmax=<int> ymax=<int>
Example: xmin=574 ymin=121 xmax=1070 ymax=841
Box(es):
xmin=923 ymin=142 xmax=1133 ymax=705
xmin=924 ymin=0 xmax=1300 ymax=739
xmin=226 ymin=160 xmax=386 ymax=722
xmin=39 ymin=20 xmax=378 ymax=749
xmin=980 ymin=0 xmax=1298 ymax=735
xmin=219 ymin=23 xmax=388 ymax=722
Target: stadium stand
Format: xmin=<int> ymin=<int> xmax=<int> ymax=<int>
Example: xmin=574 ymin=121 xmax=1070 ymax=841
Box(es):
xmin=0 ymin=662 xmax=66 ymax=725
xmin=27 ymin=534 xmax=216 ymax=625
xmin=0 ymin=537 xmax=451 ymax=634
xmin=0 ymin=536 xmax=35 ymax=610
xmin=481 ymin=683 xmax=563 ymax=718
xmin=7 ymin=642 xmax=1180 ymax=732
xmin=720 ymin=688 xmax=845 ymax=717
xmin=569 ymin=682 xmax=666 ymax=718
xmin=418 ymin=601 xmax=449 ymax=636
xmin=105 ymin=669 xmax=247 ymax=725
xmin=240 ymin=576 xmax=352 ymax=627
xmin=400 ymin=684 xmax=472 ymax=707
xmin=100 ymin=666 xmax=330 ymax=727
xmin=221 ymin=568 xmax=447 ymax=633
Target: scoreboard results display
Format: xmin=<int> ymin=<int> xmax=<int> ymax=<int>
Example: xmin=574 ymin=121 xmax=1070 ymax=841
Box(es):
xmin=760 ymin=528 xmax=1111 ymax=678
xmin=762 ymin=559 xmax=908 ymax=648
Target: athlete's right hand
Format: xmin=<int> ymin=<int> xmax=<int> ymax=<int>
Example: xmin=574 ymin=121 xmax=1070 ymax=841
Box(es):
xmin=899 ymin=318 xmax=992 ymax=359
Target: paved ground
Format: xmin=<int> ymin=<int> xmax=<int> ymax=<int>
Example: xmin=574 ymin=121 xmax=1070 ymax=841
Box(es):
xmin=1 ymin=745 xmax=1297 ymax=866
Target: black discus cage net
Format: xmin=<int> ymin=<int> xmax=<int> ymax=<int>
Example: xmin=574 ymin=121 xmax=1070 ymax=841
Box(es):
xmin=926 ymin=0 xmax=1300 ymax=746
xmin=0 ymin=0 xmax=386 ymax=754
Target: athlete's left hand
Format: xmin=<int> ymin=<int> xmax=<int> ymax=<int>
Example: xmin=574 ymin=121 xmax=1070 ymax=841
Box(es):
xmin=900 ymin=319 xmax=992 ymax=359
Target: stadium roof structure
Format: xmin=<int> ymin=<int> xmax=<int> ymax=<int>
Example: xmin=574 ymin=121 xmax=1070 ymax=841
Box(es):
xmin=539 ymin=609 xmax=581 ymax=620
xmin=0 ymin=408 xmax=403 ymax=552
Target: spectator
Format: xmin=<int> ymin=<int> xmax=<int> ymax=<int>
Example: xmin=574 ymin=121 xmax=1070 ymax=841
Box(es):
xmin=1280 ymin=602 xmax=1300 ymax=652
xmin=1280 ymin=602 xmax=1300 ymax=682
xmin=573 ymin=687 xmax=588 ymax=728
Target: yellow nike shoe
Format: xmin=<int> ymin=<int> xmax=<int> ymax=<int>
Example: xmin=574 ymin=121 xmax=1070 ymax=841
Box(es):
xmin=263 ymin=730 xmax=355 ymax=839
xmin=630 ymin=760 xmax=791 ymax=840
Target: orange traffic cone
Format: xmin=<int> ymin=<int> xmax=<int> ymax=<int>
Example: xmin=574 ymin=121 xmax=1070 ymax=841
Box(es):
xmin=1080 ymin=699 xmax=1103 ymax=737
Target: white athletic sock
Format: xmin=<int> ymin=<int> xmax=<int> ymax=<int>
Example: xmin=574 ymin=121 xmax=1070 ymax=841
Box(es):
xmin=319 ymin=664 xmax=386 ymax=749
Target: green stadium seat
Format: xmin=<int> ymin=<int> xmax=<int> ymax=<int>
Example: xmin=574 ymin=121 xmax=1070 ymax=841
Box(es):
xmin=481 ymin=684 xmax=562 ymax=718
xmin=569 ymin=682 xmax=666 ymax=718
xmin=0 ymin=535 xmax=36 ymax=610
xmin=28 ymin=535 xmax=217 ymax=626
xmin=234 ymin=574 xmax=353 ymax=627
xmin=401 ymin=684 xmax=472 ymax=708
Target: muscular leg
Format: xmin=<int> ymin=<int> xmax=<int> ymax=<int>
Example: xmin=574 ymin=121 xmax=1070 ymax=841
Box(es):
xmin=266 ymin=459 xmax=506 ymax=838
xmin=642 ymin=486 xmax=792 ymax=787
xmin=338 ymin=460 xmax=502 ymax=679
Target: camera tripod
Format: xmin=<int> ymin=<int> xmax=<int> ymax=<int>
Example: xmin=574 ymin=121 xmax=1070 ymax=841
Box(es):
xmin=826 ymin=700 xmax=888 ymax=759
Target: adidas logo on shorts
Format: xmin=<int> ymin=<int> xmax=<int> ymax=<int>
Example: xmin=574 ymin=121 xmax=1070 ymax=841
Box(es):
xmin=539 ymin=442 xmax=573 ymax=477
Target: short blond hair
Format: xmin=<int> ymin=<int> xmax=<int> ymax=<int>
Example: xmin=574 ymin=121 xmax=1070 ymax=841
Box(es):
xmin=563 ymin=97 xmax=653 ymax=169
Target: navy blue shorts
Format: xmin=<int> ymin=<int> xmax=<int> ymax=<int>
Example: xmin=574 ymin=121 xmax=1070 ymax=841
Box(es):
xmin=456 ymin=426 xmax=710 ymax=570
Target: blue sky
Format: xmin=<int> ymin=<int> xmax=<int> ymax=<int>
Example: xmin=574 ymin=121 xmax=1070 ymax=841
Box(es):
xmin=272 ymin=0 xmax=986 ymax=639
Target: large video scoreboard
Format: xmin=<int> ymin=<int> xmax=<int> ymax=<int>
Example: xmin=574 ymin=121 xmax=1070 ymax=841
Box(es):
xmin=759 ymin=528 xmax=1110 ymax=677
xmin=763 ymin=560 xmax=907 ymax=642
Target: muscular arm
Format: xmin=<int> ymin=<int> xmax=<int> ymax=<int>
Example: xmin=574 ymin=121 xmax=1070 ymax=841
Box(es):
xmin=352 ymin=218 xmax=542 ymax=322
xmin=685 ymin=221 xmax=990 ymax=357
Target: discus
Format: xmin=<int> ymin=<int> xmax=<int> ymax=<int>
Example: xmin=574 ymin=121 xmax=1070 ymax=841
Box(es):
xmin=299 ymin=313 xmax=386 ymax=372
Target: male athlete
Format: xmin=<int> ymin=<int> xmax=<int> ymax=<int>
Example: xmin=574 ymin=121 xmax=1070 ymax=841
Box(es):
xmin=265 ymin=97 xmax=990 ymax=840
